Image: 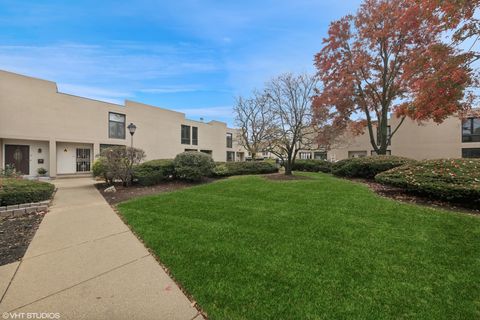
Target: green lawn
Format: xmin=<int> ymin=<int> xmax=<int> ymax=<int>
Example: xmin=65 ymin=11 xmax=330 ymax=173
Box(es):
xmin=117 ymin=173 xmax=480 ymax=320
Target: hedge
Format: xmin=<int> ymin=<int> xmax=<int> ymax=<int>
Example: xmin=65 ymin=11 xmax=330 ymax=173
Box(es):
xmin=212 ymin=161 xmax=278 ymax=177
xmin=375 ymin=159 xmax=480 ymax=205
xmin=0 ymin=178 xmax=55 ymax=206
xmin=174 ymin=152 xmax=215 ymax=181
xmin=133 ymin=159 xmax=175 ymax=186
xmin=331 ymin=155 xmax=415 ymax=179
xmin=292 ymin=160 xmax=331 ymax=173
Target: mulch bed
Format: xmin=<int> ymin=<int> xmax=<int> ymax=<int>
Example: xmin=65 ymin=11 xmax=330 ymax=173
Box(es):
xmin=0 ymin=212 xmax=45 ymax=266
xmin=95 ymin=179 xmax=214 ymax=205
xmin=352 ymin=178 xmax=480 ymax=215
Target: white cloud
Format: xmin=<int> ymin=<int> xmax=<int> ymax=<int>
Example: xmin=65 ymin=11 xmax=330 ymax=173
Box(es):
xmin=0 ymin=42 xmax=219 ymax=102
xmin=139 ymin=85 xmax=203 ymax=94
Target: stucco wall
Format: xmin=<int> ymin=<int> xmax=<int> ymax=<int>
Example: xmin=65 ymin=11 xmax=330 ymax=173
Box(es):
xmin=0 ymin=70 xmax=245 ymax=175
xmin=328 ymin=116 xmax=480 ymax=161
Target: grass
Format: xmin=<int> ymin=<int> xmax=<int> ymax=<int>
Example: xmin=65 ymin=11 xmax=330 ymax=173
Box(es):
xmin=117 ymin=173 xmax=480 ymax=319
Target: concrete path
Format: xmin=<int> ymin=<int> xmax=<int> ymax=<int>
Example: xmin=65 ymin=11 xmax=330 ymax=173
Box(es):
xmin=0 ymin=178 xmax=202 ymax=320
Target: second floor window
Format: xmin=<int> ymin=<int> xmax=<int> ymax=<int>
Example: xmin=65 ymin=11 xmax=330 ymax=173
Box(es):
xmin=462 ymin=118 xmax=480 ymax=142
xmin=181 ymin=125 xmax=191 ymax=144
xmin=109 ymin=112 xmax=125 ymax=139
xmin=226 ymin=133 xmax=233 ymax=148
xmin=192 ymin=126 xmax=198 ymax=145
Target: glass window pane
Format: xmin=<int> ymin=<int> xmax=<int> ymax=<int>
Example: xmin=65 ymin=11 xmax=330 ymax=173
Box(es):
xmin=192 ymin=127 xmax=198 ymax=145
xmin=181 ymin=125 xmax=190 ymax=144
xmin=473 ymin=118 xmax=480 ymax=135
xmin=226 ymin=133 xmax=233 ymax=148
xmin=109 ymin=113 xmax=125 ymax=123
xmin=462 ymin=148 xmax=480 ymax=158
xmin=462 ymin=119 xmax=472 ymax=135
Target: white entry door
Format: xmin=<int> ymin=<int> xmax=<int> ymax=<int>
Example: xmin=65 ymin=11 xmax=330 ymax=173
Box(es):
xmin=57 ymin=143 xmax=91 ymax=174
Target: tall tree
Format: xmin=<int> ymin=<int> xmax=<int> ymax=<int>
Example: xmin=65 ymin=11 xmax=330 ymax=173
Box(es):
xmin=313 ymin=0 xmax=475 ymax=155
xmin=415 ymin=0 xmax=480 ymax=48
xmin=264 ymin=73 xmax=319 ymax=175
xmin=233 ymin=92 xmax=275 ymax=160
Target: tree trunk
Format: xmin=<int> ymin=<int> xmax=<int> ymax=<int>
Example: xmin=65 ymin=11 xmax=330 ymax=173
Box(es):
xmin=284 ymin=153 xmax=293 ymax=175
xmin=376 ymin=120 xmax=388 ymax=155
xmin=285 ymin=164 xmax=292 ymax=175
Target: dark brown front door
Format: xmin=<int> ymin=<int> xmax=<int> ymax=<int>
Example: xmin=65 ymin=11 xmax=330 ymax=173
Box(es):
xmin=5 ymin=145 xmax=30 ymax=175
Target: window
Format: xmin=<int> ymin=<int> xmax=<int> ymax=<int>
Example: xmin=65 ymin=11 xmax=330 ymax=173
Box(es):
xmin=181 ymin=125 xmax=191 ymax=144
xmin=462 ymin=118 xmax=480 ymax=142
xmin=109 ymin=112 xmax=125 ymax=139
xmin=371 ymin=150 xmax=392 ymax=156
xmin=348 ymin=151 xmax=367 ymax=158
xmin=262 ymin=151 xmax=269 ymax=157
xmin=462 ymin=148 xmax=480 ymax=158
xmin=226 ymin=133 xmax=233 ymax=148
xmin=227 ymin=151 xmax=235 ymax=162
xmin=314 ymin=152 xmax=327 ymax=160
xmin=299 ymin=152 xmax=312 ymax=159
xmin=200 ymin=150 xmax=212 ymax=156
xmin=192 ymin=127 xmax=198 ymax=145
xmin=185 ymin=148 xmax=198 ymax=152
xmin=376 ymin=125 xmax=391 ymax=146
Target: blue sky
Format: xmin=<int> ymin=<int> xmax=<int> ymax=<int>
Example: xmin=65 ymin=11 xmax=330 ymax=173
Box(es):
xmin=0 ymin=0 xmax=362 ymax=126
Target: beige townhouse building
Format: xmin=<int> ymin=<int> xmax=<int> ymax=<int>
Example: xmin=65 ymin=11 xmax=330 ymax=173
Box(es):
xmin=0 ymin=70 xmax=246 ymax=178
xmin=213 ymin=112 xmax=478 ymax=162
xmin=294 ymin=115 xmax=480 ymax=161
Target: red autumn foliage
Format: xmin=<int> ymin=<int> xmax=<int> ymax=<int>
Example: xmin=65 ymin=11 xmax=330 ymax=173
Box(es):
xmin=313 ymin=0 xmax=476 ymax=155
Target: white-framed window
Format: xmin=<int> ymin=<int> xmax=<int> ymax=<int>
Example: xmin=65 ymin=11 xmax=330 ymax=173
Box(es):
xmin=299 ymin=152 xmax=312 ymax=159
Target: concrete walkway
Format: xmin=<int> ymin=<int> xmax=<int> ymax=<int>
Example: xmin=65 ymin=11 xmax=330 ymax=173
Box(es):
xmin=0 ymin=178 xmax=201 ymax=320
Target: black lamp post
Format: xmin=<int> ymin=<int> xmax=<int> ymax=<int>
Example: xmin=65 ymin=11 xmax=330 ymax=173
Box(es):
xmin=127 ymin=123 xmax=137 ymax=148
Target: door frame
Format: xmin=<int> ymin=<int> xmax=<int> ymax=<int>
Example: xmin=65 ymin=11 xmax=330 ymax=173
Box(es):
xmin=4 ymin=144 xmax=30 ymax=175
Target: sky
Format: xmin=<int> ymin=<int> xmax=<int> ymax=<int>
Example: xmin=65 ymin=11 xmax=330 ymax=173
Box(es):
xmin=0 ymin=0 xmax=362 ymax=126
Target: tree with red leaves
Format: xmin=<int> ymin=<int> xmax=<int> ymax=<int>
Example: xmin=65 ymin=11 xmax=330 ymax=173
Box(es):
xmin=313 ymin=0 xmax=476 ymax=155
xmin=416 ymin=0 xmax=480 ymax=47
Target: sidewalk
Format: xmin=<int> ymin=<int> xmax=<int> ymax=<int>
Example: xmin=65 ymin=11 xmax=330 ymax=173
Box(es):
xmin=0 ymin=178 xmax=201 ymax=320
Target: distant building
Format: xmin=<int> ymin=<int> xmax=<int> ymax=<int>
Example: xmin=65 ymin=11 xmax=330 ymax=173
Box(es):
xmin=325 ymin=115 xmax=480 ymax=161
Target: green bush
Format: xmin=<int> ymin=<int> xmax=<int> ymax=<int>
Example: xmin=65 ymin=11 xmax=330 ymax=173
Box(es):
xmin=133 ymin=159 xmax=175 ymax=186
xmin=92 ymin=157 xmax=113 ymax=184
xmin=375 ymin=159 xmax=480 ymax=205
xmin=212 ymin=161 xmax=278 ymax=177
xmin=331 ymin=156 xmax=415 ymax=179
xmin=174 ymin=152 xmax=215 ymax=181
xmin=0 ymin=178 xmax=55 ymax=206
xmin=293 ymin=160 xmax=331 ymax=173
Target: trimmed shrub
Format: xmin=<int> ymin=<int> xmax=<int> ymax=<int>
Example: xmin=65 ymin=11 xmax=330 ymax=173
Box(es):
xmin=375 ymin=159 xmax=480 ymax=205
xmin=212 ymin=161 xmax=278 ymax=177
xmin=332 ymin=156 xmax=415 ymax=179
xmin=133 ymin=159 xmax=175 ymax=186
xmin=0 ymin=178 xmax=55 ymax=206
xmin=99 ymin=146 xmax=146 ymax=186
xmin=293 ymin=160 xmax=331 ymax=173
xmin=174 ymin=152 xmax=215 ymax=181
xmin=92 ymin=157 xmax=113 ymax=184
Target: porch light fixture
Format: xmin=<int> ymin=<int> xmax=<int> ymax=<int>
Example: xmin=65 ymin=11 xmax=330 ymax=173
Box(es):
xmin=127 ymin=123 xmax=137 ymax=148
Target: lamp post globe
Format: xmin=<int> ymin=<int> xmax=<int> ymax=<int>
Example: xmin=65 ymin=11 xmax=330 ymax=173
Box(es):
xmin=127 ymin=123 xmax=136 ymax=148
